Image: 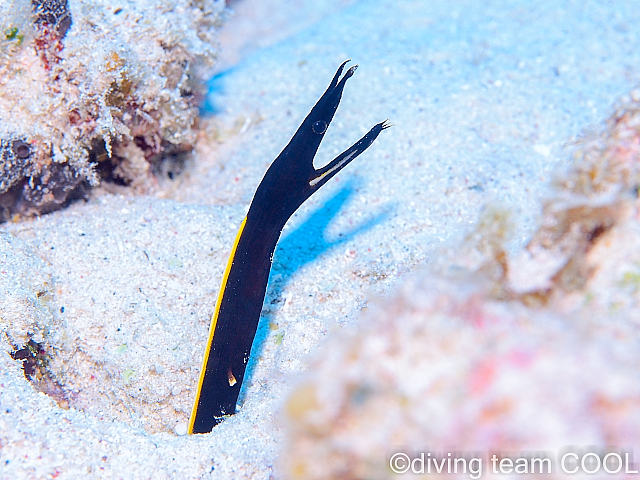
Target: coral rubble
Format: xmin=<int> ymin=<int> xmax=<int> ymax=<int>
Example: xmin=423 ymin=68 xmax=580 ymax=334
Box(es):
xmin=0 ymin=0 xmax=225 ymax=221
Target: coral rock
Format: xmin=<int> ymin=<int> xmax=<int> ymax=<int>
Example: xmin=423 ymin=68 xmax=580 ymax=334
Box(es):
xmin=0 ymin=0 xmax=226 ymax=220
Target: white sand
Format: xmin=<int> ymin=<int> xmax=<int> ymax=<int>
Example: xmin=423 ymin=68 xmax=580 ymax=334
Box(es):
xmin=2 ymin=0 xmax=640 ymax=478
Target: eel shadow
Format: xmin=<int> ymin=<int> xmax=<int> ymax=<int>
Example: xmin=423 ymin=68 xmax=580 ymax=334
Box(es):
xmin=200 ymin=68 xmax=236 ymax=116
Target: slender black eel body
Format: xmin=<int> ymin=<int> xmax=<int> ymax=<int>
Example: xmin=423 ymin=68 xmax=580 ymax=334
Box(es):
xmin=189 ymin=61 xmax=390 ymax=434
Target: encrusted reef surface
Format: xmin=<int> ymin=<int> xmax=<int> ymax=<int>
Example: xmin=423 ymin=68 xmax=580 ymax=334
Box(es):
xmin=0 ymin=0 xmax=225 ymax=221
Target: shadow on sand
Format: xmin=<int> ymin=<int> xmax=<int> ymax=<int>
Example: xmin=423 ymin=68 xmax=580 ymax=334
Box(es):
xmin=238 ymin=179 xmax=391 ymax=403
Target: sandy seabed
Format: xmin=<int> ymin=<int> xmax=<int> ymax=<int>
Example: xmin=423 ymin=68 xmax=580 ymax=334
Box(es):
xmin=2 ymin=0 xmax=640 ymax=478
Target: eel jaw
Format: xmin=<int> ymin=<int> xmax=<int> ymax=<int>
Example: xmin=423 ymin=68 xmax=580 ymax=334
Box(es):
xmin=308 ymin=119 xmax=393 ymax=191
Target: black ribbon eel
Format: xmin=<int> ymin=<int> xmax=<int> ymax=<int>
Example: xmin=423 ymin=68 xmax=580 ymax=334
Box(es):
xmin=188 ymin=61 xmax=391 ymax=434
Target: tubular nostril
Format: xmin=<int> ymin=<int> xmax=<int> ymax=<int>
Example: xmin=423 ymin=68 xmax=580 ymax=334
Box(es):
xmin=312 ymin=120 xmax=327 ymax=134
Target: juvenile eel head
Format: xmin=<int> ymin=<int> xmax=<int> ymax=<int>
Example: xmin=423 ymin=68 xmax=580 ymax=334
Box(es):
xmin=297 ymin=60 xmax=357 ymax=154
xmin=188 ymin=61 xmax=389 ymax=434
xmin=252 ymin=60 xmax=391 ymax=225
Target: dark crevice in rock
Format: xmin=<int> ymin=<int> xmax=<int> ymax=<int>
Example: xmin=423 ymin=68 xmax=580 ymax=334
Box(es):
xmin=32 ymin=0 xmax=72 ymax=37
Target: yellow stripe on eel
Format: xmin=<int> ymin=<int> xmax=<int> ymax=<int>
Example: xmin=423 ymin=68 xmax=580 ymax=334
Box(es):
xmin=188 ymin=216 xmax=247 ymax=434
